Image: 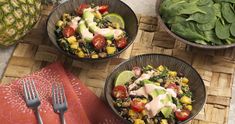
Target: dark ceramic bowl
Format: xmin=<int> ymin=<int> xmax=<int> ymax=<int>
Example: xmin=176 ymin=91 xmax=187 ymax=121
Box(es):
xmin=105 ymin=54 xmax=206 ymax=124
xmin=47 ymin=0 xmax=138 ymax=61
xmin=156 ymin=0 xmax=235 ymax=49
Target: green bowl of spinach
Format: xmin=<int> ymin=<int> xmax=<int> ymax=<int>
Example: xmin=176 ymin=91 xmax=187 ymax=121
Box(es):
xmin=156 ymin=0 xmax=235 ymax=49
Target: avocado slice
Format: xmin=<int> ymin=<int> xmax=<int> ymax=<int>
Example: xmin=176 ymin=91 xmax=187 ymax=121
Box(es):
xmin=78 ymin=20 xmax=93 ymax=42
xmin=161 ymin=107 xmax=173 ymax=118
xmin=150 ymin=89 xmax=166 ymax=98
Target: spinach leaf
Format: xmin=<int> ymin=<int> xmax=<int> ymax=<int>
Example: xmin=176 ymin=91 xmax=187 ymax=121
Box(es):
xmin=197 ymin=0 xmax=211 ymax=6
xmin=171 ymin=21 xmax=209 ymax=41
xmin=176 ymin=2 xmax=206 ymax=15
xmin=225 ymin=37 xmax=235 ymax=44
xmin=214 ymin=0 xmax=235 ymax=3
xmin=197 ymin=16 xmax=217 ymax=31
xmin=186 ymin=6 xmax=216 ymax=24
xmin=230 ymin=23 xmax=235 ymax=37
xmin=167 ymin=16 xmax=186 ymax=24
xmin=213 ymin=3 xmax=222 ymax=18
xmin=221 ymin=2 xmax=235 ymax=23
xmin=204 ymin=30 xmax=223 ymax=45
xmin=195 ymin=40 xmax=208 ymax=45
xmin=215 ymin=19 xmax=231 ymax=39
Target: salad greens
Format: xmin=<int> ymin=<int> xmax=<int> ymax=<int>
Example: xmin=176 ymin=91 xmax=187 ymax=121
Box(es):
xmin=160 ymin=0 xmax=235 ymax=45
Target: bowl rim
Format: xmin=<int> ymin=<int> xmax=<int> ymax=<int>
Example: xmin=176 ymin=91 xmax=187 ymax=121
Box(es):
xmin=46 ymin=0 xmax=138 ymax=62
xmin=155 ymin=0 xmax=235 ymax=50
xmin=104 ymin=53 xmax=207 ymax=124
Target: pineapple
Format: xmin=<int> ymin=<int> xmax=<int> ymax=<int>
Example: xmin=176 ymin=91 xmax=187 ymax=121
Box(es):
xmin=0 ymin=0 xmax=42 ymax=46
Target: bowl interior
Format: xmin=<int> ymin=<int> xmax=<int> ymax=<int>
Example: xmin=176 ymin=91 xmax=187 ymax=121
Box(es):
xmin=105 ymin=54 xmax=206 ymax=124
xmin=47 ymin=0 xmax=138 ymax=61
xmin=155 ymin=0 xmax=235 ymax=49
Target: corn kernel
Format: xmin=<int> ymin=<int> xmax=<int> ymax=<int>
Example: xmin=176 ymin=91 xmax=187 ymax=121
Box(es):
xmin=157 ymin=65 xmax=164 ymax=71
xmin=76 ymin=51 xmax=85 ymax=58
xmin=179 ymin=89 xmax=183 ymax=94
xmin=182 ymin=77 xmax=189 ymax=84
xmin=106 ymin=46 xmax=116 ymax=54
xmin=56 ymin=20 xmax=64 ymax=27
xmin=91 ymin=54 xmax=99 ymax=59
xmin=180 ymin=96 xmax=192 ymax=104
xmin=95 ymin=11 xmax=102 ymax=19
xmin=160 ymin=119 xmax=168 ymax=124
xmin=106 ymin=40 xmax=112 ymax=45
xmin=129 ymin=109 xmax=136 ymax=117
xmin=169 ymin=71 xmax=177 ymax=77
xmin=185 ymin=105 xmax=193 ymax=111
xmin=134 ymin=119 xmax=145 ymax=124
xmin=141 ymin=99 xmax=148 ymax=104
xmin=155 ymin=82 xmax=160 ymax=86
xmin=67 ymin=36 xmax=77 ymax=44
xmin=70 ymin=43 xmax=79 ymax=49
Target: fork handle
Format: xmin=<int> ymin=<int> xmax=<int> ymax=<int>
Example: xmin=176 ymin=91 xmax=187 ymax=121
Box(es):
xmin=60 ymin=112 xmax=66 ymax=124
xmin=35 ymin=108 xmax=43 ymax=124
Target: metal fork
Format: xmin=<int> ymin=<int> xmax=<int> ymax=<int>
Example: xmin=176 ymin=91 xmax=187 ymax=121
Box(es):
xmin=23 ymin=79 xmax=43 ymax=124
xmin=52 ymin=83 xmax=68 ymax=124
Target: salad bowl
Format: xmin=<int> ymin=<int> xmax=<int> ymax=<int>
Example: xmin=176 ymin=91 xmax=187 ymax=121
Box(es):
xmin=104 ymin=54 xmax=206 ymax=124
xmin=47 ymin=0 xmax=138 ymax=61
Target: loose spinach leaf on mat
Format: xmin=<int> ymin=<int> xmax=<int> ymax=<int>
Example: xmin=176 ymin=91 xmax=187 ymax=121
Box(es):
xmin=215 ymin=19 xmax=231 ymax=39
xmin=230 ymin=23 xmax=235 ymax=37
xmin=221 ymin=2 xmax=235 ymax=23
xmin=171 ymin=21 xmax=209 ymax=41
xmin=186 ymin=6 xmax=216 ymax=24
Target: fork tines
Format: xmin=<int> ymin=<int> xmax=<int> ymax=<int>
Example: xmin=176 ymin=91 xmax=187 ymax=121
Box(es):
xmin=22 ymin=79 xmax=40 ymax=104
xmin=52 ymin=83 xmax=68 ymax=112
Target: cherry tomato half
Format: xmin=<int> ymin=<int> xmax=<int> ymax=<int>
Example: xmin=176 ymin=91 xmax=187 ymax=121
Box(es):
xmin=112 ymin=85 xmax=128 ymax=99
xmin=116 ymin=38 xmax=127 ymax=49
xmin=62 ymin=26 xmax=75 ymax=38
xmin=99 ymin=5 xmax=109 ymax=14
xmin=92 ymin=34 xmax=106 ymax=50
xmin=175 ymin=109 xmax=190 ymax=121
xmin=76 ymin=4 xmax=90 ymax=16
xmin=131 ymin=98 xmax=145 ymax=112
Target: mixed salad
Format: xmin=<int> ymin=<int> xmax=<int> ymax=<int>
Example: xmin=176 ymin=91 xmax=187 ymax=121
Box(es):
xmin=55 ymin=4 xmax=128 ymax=59
xmin=112 ymin=65 xmax=193 ymax=124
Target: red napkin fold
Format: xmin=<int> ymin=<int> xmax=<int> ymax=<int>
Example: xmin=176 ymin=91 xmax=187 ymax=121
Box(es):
xmin=0 ymin=62 xmax=123 ymax=124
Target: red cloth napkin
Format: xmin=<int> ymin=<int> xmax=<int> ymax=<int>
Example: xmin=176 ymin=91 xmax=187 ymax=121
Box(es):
xmin=0 ymin=62 xmax=123 ymax=124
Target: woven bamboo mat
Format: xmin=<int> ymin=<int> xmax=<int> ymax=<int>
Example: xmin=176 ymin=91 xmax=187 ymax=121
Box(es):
xmin=1 ymin=5 xmax=235 ymax=124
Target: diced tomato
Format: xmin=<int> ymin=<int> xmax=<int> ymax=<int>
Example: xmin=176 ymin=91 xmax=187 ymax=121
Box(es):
xmin=116 ymin=38 xmax=127 ymax=49
xmin=76 ymin=4 xmax=90 ymax=16
xmin=175 ymin=109 xmax=190 ymax=121
xmin=62 ymin=26 xmax=75 ymax=38
xmin=98 ymin=5 xmax=109 ymax=14
xmin=167 ymin=83 xmax=179 ymax=92
xmin=131 ymin=98 xmax=145 ymax=112
xmin=92 ymin=34 xmax=106 ymax=50
xmin=112 ymin=85 xmax=128 ymax=99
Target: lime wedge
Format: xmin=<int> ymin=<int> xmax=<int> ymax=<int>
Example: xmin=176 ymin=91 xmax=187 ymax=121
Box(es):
xmin=103 ymin=13 xmax=125 ymax=29
xmin=115 ymin=70 xmax=135 ymax=86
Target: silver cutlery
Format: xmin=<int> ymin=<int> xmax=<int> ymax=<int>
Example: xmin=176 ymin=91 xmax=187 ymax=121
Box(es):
xmin=52 ymin=83 xmax=68 ymax=124
xmin=22 ymin=79 xmax=43 ymax=124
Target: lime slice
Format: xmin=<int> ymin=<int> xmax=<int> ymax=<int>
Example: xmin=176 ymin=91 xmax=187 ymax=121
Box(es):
xmin=103 ymin=13 xmax=125 ymax=29
xmin=115 ymin=70 xmax=135 ymax=86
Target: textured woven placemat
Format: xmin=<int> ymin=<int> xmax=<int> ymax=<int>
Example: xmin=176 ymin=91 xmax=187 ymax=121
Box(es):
xmin=1 ymin=5 xmax=235 ymax=124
